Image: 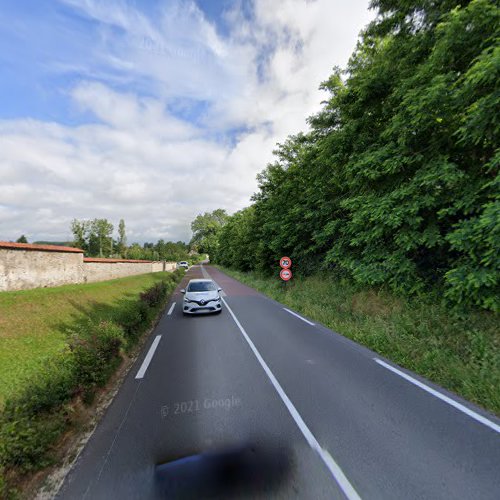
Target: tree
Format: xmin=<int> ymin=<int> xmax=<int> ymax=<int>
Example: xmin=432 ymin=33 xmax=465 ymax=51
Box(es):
xmin=199 ymin=0 xmax=499 ymax=311
xmin=90 ymin=219 xmax=114 ymax=257
xmin=71 ymin=219 xmax=89 ymax=252
xmin=16 ymin=235 xmax=28 ymax=243
xmin=118 ymin=219 xmax=127 ymax=257
xmin=190 ymin=209 xmax=229 ymax=259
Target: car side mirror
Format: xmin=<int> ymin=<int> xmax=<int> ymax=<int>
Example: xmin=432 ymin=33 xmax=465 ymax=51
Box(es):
xmin=217 ymin=288 xmax=222 ymax=292
xmin=180 ymin=289 xmax=186 ymax=294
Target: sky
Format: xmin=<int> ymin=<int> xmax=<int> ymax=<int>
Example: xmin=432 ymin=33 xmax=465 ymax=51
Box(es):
xmin=0 ymin=0 xmax=374 ymax=244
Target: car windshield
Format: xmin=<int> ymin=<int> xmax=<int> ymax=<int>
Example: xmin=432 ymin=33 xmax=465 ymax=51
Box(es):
xmin=187 ymin=281 xmax=216 ymax=292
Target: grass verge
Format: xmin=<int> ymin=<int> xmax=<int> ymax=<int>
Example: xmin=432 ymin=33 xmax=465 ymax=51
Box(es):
xmin=0 ymin=270 xmax=184 ymax=498
xmin=0 ymin=272 xmax=176 ymax=404
xmin=219 ymin=267 xmax=500 ymax=416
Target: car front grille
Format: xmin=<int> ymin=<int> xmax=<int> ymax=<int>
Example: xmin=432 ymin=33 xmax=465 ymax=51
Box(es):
xmin=191 ymin=298 xmax=219 ymax=306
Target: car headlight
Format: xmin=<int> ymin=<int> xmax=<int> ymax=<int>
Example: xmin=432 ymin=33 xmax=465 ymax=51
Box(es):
xmin=184 ymin=297 xmax=192 ymax=303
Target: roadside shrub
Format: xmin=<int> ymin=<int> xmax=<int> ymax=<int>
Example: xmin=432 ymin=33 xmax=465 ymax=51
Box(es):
xmin=140 ymin=281 xmax=168 ymax=308
xmin=118 ymin=279 xmax=173 ymax=342
xmin=1 ymin=355 xmax=75 ymax=418
xmin=0 ymin=273 xmax=182 ymax=489
xmin=0 ymin=356 xmax=74 ymax=472
xmin=118 ymin=300 xmax=150 ymax=340
xmin=68 ymin=320 xmax=124 ymax=401
xmin=0 ymin=411 xmax=67 ymax=472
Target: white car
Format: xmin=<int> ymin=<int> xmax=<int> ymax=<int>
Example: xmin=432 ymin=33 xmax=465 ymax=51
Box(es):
xmin=181 ymin=279 xmax=222 ymax=315
xmin=177 ymin=261 xmax=189 ymax=270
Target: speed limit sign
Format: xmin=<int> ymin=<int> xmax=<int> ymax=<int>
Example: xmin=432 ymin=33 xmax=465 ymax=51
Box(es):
xmin=280 ymin=268 xmax=292 ymax=281
xmin=280 ymin=256 xmax=292 ymax=269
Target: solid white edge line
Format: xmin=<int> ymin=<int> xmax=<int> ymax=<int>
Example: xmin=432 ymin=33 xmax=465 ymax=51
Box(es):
xmin=135 ymin=335 xmax=162 ymax=380
xmin=374 ymin=358 xmax=500 ymax=434
xmin=167 ymin=302 xmax=176 ymax=315
xmin=222 ymin=297 xmax=361 ymax=500
xmin=201 ymin=264 xmax=226 ymax=296
xmin=283 ymin=307 xmax=315 ymax=326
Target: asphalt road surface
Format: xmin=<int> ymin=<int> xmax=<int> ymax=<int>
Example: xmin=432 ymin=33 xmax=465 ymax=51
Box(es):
xmin=58 ymin=265 xmax=500 ymax=499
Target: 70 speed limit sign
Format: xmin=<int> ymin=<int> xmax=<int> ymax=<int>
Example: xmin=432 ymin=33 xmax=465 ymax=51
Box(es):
xmin=279 ymin=256 xmax=292 ymax=269
xmin=279 ymin=256 xmax=292 ymax=281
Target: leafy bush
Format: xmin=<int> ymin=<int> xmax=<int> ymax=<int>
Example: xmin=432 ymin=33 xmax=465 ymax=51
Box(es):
xmin=2 ymin=355 xmax=75 ymax=418
xmin=118 ymin=300 xmax=150 ymax=340
xmin=0 ymin=275 xmax=181 ymax=486
xmin=68 ymin=320 xmax=124 ymax=401
xmin=0 ymin=356 xmax=74 ymax=471
xmin=0 ymin=410 xmax=67 ymax=472
xmin=140 ymin=281 xmax=168 ymax=308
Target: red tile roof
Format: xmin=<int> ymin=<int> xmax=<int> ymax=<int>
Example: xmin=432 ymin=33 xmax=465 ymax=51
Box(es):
xmin=83 ymin=257 xmax=154 ymax=263
xmin=0 ymin=241 xmax=84 ymax=253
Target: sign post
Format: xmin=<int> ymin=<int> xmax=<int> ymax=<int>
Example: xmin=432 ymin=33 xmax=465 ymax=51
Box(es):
xmin=279 ymin=256 xmax=292 ymax=288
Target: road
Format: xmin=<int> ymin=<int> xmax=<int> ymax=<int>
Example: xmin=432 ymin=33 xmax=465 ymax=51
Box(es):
xmin=58 ymin=265 xmax=500 ymax=499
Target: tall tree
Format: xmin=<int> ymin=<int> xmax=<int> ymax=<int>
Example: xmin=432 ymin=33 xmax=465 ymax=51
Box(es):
xmin=71 ymin=219 xmax=89 ymax=252
xmin=203 ymin=0 xmax=499 ymax=311
xmin=190 ymin=209 xmax=229 ymax=259
xmin=91 ymin=219 xmax=114 ymax=257
xmin=118 ymin=219 xmax=127 ymax=257
xmin=16 ymin=235 xmax=28 ymax=243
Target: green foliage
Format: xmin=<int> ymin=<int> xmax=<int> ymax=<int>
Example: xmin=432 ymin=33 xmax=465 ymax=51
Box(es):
xmin=70 ymin=217 xmax=195 ymax=261
xmin=118 ymin=219 xmax=127 ymax=256
xmin=15 ymin=235 xmax=27 ymax=244
xmin=68 ymin=320 xmax=124 ymax=402
xmin=117 ymin=301 xmax=150 ymax=340
xmin=209 ymin=0 xmax=499 ymax=311
xmin=0 ymin=274 xmax=181 ymax=486
xmin=190 ymin=209 xmax=229 ymax=258
xmin=140 ymin=281 xmax=168 ymax=308
xmin=219 ymin=267 xmax=500 ymax=415
xmin=71 ymin=218 xmax=114 ymax=257
xmin=0 ymin=355 xmax=75 ymax=471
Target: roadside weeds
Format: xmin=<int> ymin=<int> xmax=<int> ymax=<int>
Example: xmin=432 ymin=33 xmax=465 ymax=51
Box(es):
xmin=218 ymin=267 xmax=500 ymax=417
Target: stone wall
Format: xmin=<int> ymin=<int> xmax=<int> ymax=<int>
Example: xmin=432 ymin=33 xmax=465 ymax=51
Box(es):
xmin=0 ymin=242 xmax=178 ymax=292
xmin=83 ymin=259 xmax=157 ymax=283
xmin=152 ymin=262 xmax=164 ymax=273
xmin=0 ymin=243 xmax=84 ymax=291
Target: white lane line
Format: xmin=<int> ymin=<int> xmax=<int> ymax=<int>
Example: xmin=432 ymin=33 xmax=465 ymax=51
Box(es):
xmin=135 ymin=335 xmax=162 ymax=380
xmin=283 ymin=307 xmax=315 ymax=326
xmin=222 ymin=297 xmax=361 ymax=500
xmin=167 ymin=302 xmax=176 ymax=316
xmin=374 ymin=358 xmax=500 ymax=434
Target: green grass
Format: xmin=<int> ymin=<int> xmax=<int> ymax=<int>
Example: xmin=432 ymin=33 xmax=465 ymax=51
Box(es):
xmin=219 ymin=267 xmax=500 ymax=416
xmin=0 ymin=272 xmax=173 ymax=404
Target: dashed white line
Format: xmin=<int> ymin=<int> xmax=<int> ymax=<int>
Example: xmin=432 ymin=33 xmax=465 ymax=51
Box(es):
xmin=167 ymin=302 xmax=176 ymax=316
xmin=374 ymin=358 xmax=500 ymax=434
xmin=283 ymin=307 xmax=315 ymax=326
xmin=222 ymin=297 xmax=361 ymax=500
xmin=135 ymin=335 xmax=161 ymax=380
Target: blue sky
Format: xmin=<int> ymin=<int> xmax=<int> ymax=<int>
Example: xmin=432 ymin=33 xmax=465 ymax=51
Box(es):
xmin=0 ymin=0 xmax=373 ymax=243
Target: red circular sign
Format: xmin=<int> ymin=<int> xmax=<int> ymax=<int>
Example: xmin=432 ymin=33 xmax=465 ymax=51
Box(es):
xmin=280 ymin=269 xmax=292 ymax=281
xmin=280 ymin=256 xmax=292 ymax=269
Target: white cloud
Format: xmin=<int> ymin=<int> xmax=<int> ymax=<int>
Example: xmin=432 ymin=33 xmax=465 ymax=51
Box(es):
xmin=0 ymin=0 xmax=374 ymax=243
